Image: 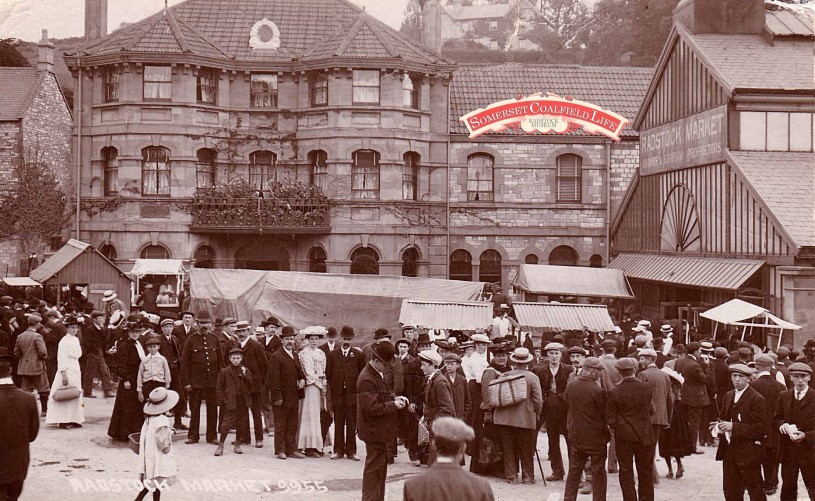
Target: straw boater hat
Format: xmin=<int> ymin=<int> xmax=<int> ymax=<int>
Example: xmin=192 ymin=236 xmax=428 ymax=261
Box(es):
xmin=660 ymin=324 xmax=674 ymax=333
xmin=510 ymin=347 xmax=534 ymax=364
xmin=143 ymin=387 xmax=179 ymax=416
xmin=102 ymin=290 xmax=117 ymax=302
xmin=108 ymin=310 xmax=125 ymax=329
xmin=301 ymin=326 xmax=328 ymax=338
xmin=471 ymin=333 xmax=490 ymax=344
xmin=661 ymin=366 xmax=685 ymax=385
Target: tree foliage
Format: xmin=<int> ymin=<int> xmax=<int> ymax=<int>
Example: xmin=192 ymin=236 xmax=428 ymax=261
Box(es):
xmin=0 ymin=38 xmax=31 ymax=67
xmin=400 ymin=0 xmax=424 ymax=42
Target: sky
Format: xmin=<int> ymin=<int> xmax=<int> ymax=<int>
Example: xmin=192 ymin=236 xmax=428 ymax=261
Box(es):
xmin=0 ymin=0 xmax=410 ymax=41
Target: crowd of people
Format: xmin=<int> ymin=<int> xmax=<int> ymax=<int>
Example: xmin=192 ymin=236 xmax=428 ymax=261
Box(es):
xmin=3 ymin=291 xmax=815 ymax=501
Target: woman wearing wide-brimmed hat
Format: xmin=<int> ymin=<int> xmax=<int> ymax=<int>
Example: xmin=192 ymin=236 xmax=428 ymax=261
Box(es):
xmin=109 ymin=316 xmax=147 ymax=440
xmin=135 ymin=387 xmax=179 ymax=501
xmin=297 ymin=326 xmax=328 ymax=457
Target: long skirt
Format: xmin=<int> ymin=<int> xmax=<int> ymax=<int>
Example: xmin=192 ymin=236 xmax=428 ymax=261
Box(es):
xmin=108 ymin=379 xmax=145 ymax=440
xmin=45 ymin=368 xmax=84 ymax=425
xmin=467 ymin=380 xmax=483 ymax=458
xmin=471 ymin=421 xmax=505 ymax=476
xmin=297 ymin=384 xmax=324 ymax=450
xmin=659 ymin=401 xmax=695 ymax=459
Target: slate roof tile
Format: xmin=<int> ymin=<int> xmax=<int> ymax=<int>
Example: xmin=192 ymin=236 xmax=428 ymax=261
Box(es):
xmin=0 ymin=68 xmax=43 ymax=121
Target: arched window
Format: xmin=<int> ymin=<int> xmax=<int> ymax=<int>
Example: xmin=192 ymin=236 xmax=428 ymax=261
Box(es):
xmin=98 ymin=243 xmax=117 ymax=261
xmin=524 ymin=254 xmax=539 ymax=265
xmin=102 ymin=147 xmax=118 ymax=195
xmin=590 ymin=254 xmax=603 ymax=268
xmin=249 ymin=151 xmax=276 ymax=190
xmin=196 ymin=149 xmax=217 ymax=189
xmin=234 ymin=243 xmax=290 ymax=270
xmin=556 ymin=154 xmax=582 ymax=202
xmin=549 ymin=245 xmax=578 ymax=266
xmin=449 ymin=250 xmax=472 ymax=281
xmin=141 ymin=146 xmax=170 ymax=195
xmin=194 ymin=245 xmax=216 ymax=268
xmin=402 ymin=247 xmax=420 ymax=277
xmin=308 ymin=150 xmax=327 ymax=190
xmin=350 ymin=247 xmax=379 ymax=275
xmin=467 ymin=153 xmax=494 ymax=201
xmin=479 ymin=249 xmax=502 ymax=285
xmin=403 ymin=152 xmax=419 ymax=201
xmin=140 ymin=244 xmax=171 ymax=259
xmin=402 ymin=74 xmax=419 ymax=109
xmin=309 ymin=247 xmax=327 ymax=273
xmin=351 ymin=150 xmax=380 ymax=200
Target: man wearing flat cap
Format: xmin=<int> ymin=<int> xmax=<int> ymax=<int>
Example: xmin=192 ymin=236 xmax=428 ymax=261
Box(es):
xmin=173 ymin=310 xmax=197 ymax=350
xmin=714 ymin=364 xmax=768 ymax=501
xmin=606 ymin=357 xmax=655 ymax=501
xmin=535 ymin=342 xmax=571 ymax=481
xmin=357 ymin=340 xmax=407 ymax=501
xmin=637 ymin=348 xmax=674 ymax=487
xmin=773 ymin=362 xmax=815 ymax=500
xmin=403 ymin=417 xmax=494 ymax=501
xmin=0 ymin=350 xmax=39 ymax=501
xmin=750 ymin=354 xmax=786 ymax=495
xmin=675 ymin=341 xmax=714 ymax=454
xmin=13 ymin=315 xmax=50 ymax=415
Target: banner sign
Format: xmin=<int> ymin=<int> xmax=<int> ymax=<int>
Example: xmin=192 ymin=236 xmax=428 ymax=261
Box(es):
xmin=459 ymin=92 xmax=629 ymax=142
xmin=640 ymin=105 xmax=727 ymax=175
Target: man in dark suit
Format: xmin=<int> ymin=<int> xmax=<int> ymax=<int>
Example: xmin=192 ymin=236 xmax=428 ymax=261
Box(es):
xmin=774 ymin=362 xmax=815 ymax=500
xmin=259 ymin=316 xmax=282 ymax=435
xmin=714 ymin=347 xmax=735 ymax=410
xmin=358 ymin=341 xmax=407 ymax=501
xmin=81 ymin=311 xmax=114 ymax=398
xmin=234 ymin=320 xmax=268 ymax=448
xmin=403 ymin=417 xmax=494 ymax=501
xmin=326 ymin=326 xmax=366 ymax=460
xmin=564 ymin=357 xmax=610 ymax=501
xmin=158 ymin=318 xmax=187 ymax=429
xmin=181 ymin=311 xmax=222 ymax=445
xmin=173 ymin=311 xmax=197 ymax=350
xmin=535 ymin=341 xmax=572 ymax=481
xmin=13 ymin=315 xmax=50 ymax=415
xmin=0 ymin=351 xmax=40 ymax=501
xmin=751 ymin=354 xmax=786 ymax=496
xmin=675 ymin=342 xmax=713 ymax=453
xmin=318 ymin=326 xmax=339 ymax=445
xmin=216 ymin=318 xmax=240 ymax=367
xmin=266 ymin=326 xmax=305 ymax=459
xmin=652 ymin=337 xmax=669 ymax=368
xmin=606 ymin=357 xmax=655 ymax=501
xmin=715 ymin=364 xmax=767 ymax=501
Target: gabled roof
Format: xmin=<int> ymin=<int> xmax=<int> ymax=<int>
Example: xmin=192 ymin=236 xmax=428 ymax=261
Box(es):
xmin=0 ymin=68 xmax=44 ymax=121
xmin=70 ymin=0 xmax=449 ymax=68
xmin=727 ymin=150 xmax=815 ymax=249
xmin=449 ymin=63 xmax=653 ymax=137
xmin=29 ymin=239 xmax=90 ymax=283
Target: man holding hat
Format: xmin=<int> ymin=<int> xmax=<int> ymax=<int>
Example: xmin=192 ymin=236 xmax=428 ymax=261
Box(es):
xmin=173 ymin=310 xmax=197 ymax=350
xmin=404 ymin=332 xmax=434 ymax=465
xmin=564 ymin=357 xmax=610 ymax=501
xmin=403 ymin=417 xmax=494 ymax=501
xmin=0 ymin=350 xmax=39 ymax=501
xmin=751 ymin=354 xmax=786 ymax=495
xmin=101 ymin=290 xmax=126 ymax=320
xmin=358 ymin=340 xmax=407 ymax=501
xmin=326 ymin=326 xmax=366 ymax=460
xmin=181 ymin=310 xmax=222 ymax=445
xmin=606 ymin=357 xmax=655 ymax=501
xmin=266 ymin=326 xmax=306 ymax=459
xmin=714 ymin=363 xmax=768 ymax=501
xmin=82 ymin=310 xmax=114 ymax=399
xmin=158 ymin=318 xmax=187 ymax=430
xmin=675 ymin=341 xmax=713 ymax=454
xmin=235 ymin=320 xmax=268 ymax=448
xmin=13 ymin=315 xmax=50 ymax=414
xmin=773 ymin=362 xmax=815 ymax=500
xmin=535 ymin=341 xmax=571 ymax=481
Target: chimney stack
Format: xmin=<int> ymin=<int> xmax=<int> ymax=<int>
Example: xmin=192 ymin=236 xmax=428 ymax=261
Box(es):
xmin=673 ymin=0 xmax=764 ymax=35
xmin=37 ymin=30 xmax=55 ymax=73
xmin=620 ymin=52 xmax=633 ymax=66
xmin=421 ymin=0 xmax=442 ymax=52
xmin=85 ymin=0 xmax=108 ymax=42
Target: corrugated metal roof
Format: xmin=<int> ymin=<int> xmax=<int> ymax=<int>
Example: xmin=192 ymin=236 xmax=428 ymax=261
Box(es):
xmin=29 ymin=239 xmax=90 ymax=283
xmin=766 ymin=9 xmax=814 ymax=37
xmin=398 ymin=299 xmax=493 ymax=330
xmin=514 ymin=302 xmax=616 ymax=332
xmin=609 ymin=254 xmax=765 ymax=291
xmin=512 ymin=264 xmax=634 ymax=299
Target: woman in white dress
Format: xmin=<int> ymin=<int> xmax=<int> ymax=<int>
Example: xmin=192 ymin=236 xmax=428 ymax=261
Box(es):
xmin=297 ymin=326 xmax=327 ymax=457
xmin=135 ymin=387 xmax=179 ymax=501
xmin=45 ymin=314 xmax=84 ymax=428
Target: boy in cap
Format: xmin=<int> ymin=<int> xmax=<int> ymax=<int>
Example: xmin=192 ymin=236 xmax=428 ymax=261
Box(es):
xmin=214 ymin=348 xmax=253 ymax=456
xmin=774 ymin=362 xmax=815 ymax=500
xmin=751 ymin=354 xmax=786 ymax=495
xmin=136 ymin=337 xmax=171 ymax=402
xmin=402 ymin=417 xmax=494 ymax=501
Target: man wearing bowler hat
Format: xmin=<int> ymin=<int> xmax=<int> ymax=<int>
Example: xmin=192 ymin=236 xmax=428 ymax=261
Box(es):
xmin=266 ymin=326 xmax=306 ymax=459
xmin=773 ymin=362 xmax=815 ymax=500
xmin=358 ymin=340 xmax=407 ymax=501
xmin=675 ymin=341 xmax=713 ymax=453
xmin=181 ymin=310 xmax=222 ymax=444
xmin=326 ymin=326 xmax=366 ymax=460
xmin=0 ymin=350 xmax=40 ymax=501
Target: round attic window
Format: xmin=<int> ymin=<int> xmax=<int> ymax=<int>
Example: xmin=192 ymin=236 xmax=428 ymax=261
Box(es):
xmin=249 ymin=18 xmax=281 ymax=50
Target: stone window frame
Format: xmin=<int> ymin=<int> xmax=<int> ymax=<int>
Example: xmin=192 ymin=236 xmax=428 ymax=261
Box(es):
xmin=309 ymin=72 xmax=329 ymax=107
xmin=401 ymin=246 xmax=421 ymax=277
xmin=449 ymin=249 xmax=473 ymax=281
xmin=143 ymin=65 xmax=172 ymax=101
xmin=196 ymin=67 xmax=218 ymax=105
xmin=308 ymin=246 xmax=327 ymax=273
xmin=351 ymin=149 xmax=380 ymax=200
xmin=308 ymin=150 xmax=328 ymax=190
xmin=556 ymin=153 xmax=582 ymax=203
xmin=466 ymin=153 xmax=494 ymax=201
xmin=196 ymin=148 xmax=217 ymax=189
xmin=248 ymin=150 xmax=277 ymax=190
xmin=402 ymin=152 xmax=420 ymax=201
xmin=479 ymin=249 xmax=502 ymax=284
xmin=250 ymin=74 xmax=278 ymax=108
xmin=141 ymin=146 xmax=171 ymax=196
xmin=104 ymin=66 xmax=119 ymax=103
xmin=352 ymin=70 xmax=380 ymax=105
xmin=101 ymin=146 xmax=118 ymax=196
xmin=350 ymin=247 xmax=380 ymax=275
xmin=402 ymin=73 xmax=420 ymax=109
xmin=140 ymin=243 xmax=171 ymax=259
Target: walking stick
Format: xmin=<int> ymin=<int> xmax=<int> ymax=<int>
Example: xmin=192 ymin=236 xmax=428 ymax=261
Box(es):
xmin=534 ymin=435 xmax=547 ymax=486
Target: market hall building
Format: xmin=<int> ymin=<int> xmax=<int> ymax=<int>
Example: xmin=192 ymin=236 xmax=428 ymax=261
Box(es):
xmin=609 ymin=0 xmax=815 ymax=346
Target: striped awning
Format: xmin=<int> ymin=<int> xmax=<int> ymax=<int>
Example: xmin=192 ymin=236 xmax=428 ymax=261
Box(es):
xmin=513 ymin=302 xmax=616 ymax=332
xmin=512 ymin=264 xmax=634 ymax=299
xmin=398 ymin=299 xmax=494 ymax=330
xmin=609 ymin=254 xmax=765 ymax=291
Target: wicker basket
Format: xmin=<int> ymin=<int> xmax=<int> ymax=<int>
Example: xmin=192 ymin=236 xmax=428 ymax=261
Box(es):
xmin=487 ymin=373 xmax=527 ymax=409
xmin=128 ymin=433 xmax=141 ymax=455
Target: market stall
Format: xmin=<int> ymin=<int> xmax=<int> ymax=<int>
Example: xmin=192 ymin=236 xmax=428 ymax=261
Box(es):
xmin=398 ymin=299 xmax=494 ymax=331
xmin=128 ymin=259 xmax=187 ymax=318
xmin=701 ymin=298 xmax=801 ymax=350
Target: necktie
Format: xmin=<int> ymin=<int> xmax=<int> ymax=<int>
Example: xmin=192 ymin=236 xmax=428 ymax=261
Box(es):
xmin=798 ymin=391 xmax=804 ymax=401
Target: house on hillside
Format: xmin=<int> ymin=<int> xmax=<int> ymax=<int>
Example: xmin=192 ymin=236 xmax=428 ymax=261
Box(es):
xmin=437 ymin=0 xmax=541 ymax=50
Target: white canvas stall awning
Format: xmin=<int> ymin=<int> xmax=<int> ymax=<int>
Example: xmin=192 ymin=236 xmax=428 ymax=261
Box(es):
xmin=399 ymin=300 xmax=494 ymax=330
xmin=513 ymin=302 xmax=616 ymax=332
xmin=129 ymin=259 xmax=186 ymax=277
xmin=700 ymin=299 xmax=801 ymax=330
xmin=513 ymin=264 xmax=634 ymax=299
xmin=2 ymin=277 xmax=42 ymax=287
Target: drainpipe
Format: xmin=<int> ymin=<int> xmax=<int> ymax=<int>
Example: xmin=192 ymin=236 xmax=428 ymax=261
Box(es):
xmin=75 ymin=65 xmax=82 ymax=240
xmin=604 ymin=139 xmax=611 ymax=266
xmin=445 ymin=75 xmax=451 ymax=280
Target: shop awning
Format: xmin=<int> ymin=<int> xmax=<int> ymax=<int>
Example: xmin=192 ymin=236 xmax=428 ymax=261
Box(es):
xmin=512 ymin=264 xmax=634 ymax=299
xmin=513 ymin=302 xmax=616 ymax=332
xmin=701 ymin=298 xmax=801 ymax=330
xmin=399 ymin=300 xmax=494 ymax=330
xmin=129 ymin=259 xmax=186 ymax=277
xmin=2 ymin=277 xmax=42 ymax=287
xmin=609 ymin=254 xmax=765 ymax=290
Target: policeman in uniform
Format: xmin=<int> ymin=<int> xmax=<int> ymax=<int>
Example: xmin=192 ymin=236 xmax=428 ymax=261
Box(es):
xmin=181 ymin=310 xmax=222 ymax=444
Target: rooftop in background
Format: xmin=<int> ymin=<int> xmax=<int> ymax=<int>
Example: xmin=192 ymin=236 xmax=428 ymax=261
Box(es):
xmin=449 ymin=63 xmax=653 ymax=137
xmin=0 ymin=68 xmax=45 ymax=121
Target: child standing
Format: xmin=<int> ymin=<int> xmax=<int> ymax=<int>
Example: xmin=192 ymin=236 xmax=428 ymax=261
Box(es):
xmin=137 ymin=337 xmax=171 ymax=403
xmin=135 ymin=387 xmax=179 ymax=501
xmin=215 ymin=347 xmax=253 ymax=456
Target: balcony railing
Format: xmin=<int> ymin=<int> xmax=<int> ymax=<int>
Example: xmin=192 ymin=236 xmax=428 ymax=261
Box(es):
xmin=190 ymin=197 xmax=330 ymax=234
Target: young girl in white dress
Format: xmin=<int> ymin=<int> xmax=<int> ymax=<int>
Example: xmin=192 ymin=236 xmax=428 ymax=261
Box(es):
xmin=135 ymin=387 xmax=179 ymax=501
